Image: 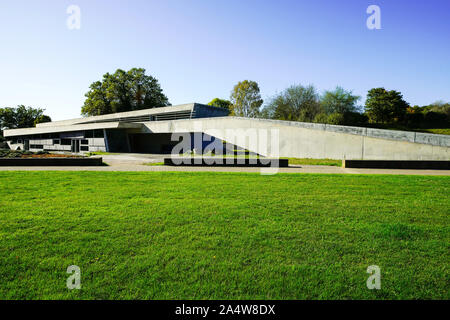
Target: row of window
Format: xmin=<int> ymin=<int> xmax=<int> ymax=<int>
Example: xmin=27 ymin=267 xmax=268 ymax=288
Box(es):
xmin=29 ymin=144 xmax=90 ymax=152
xmin=85 ymin=130 xmax=105 ymax=138
xmin=28 ymin=139 xmax=91 ymax=151
xmin=9 ymin=130 xmax=105 ymax=143
xmin=52 ymin=139 xmax=89 ymax=145
xmin=30 ymin=144 xmax=44 ymax=149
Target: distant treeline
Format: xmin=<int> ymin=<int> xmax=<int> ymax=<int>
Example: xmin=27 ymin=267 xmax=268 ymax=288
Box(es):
xmin=209 ymin=82 xmax=450 ymax=131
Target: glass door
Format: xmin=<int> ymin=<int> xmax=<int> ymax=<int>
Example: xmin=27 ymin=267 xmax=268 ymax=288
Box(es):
xmin=71 ymin=139 xmax=80 ymax=153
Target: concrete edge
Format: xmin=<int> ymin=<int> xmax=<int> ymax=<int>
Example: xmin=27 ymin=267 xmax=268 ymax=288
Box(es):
xmin=343 ymin=159 xmax=450 ymax=170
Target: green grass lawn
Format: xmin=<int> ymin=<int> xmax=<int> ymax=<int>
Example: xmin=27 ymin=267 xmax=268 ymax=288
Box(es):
xmin=0 ymin=172 xmax=448 ymax=300
xmin=284 ymin=158 xmax=342 ymax=166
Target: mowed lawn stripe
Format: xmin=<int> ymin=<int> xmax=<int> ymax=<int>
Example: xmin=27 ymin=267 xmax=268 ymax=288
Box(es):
xmin=0 ymin=171 xmax=448 ymax=299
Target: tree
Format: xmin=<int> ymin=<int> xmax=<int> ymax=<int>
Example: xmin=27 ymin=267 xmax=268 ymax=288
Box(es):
xmin=208 ymin=98 xmax=232 ymax=113
xmin=365 ymin=88 xmax=409 ymax=124
xmin=81 ymin=68 xmax=170 ymax=116
xmin=0 ymin=107 xmax=15 ymax=131
xmin=261 ymin=85 xmax=321 ymax=122
xmin=230 ymin=80 xmax=263 ymax=117
xmin=425 ymin=101 xmax=450 ymax=120
xmin=0 ymin=105 xmax=49 ymax=129
xmin=34 ymin=115 xmax=52 ymax=126
xmin=321 ymin=86 xmax=360 ymax=114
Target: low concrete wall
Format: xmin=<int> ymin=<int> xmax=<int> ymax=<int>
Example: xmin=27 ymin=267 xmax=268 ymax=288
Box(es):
xmin=142 ymin=117 xmax=450 ymax=161
xmin=164 ymin=158 xmax=288 ymax=167
xmin=0 ymin=157 xmax=103 ymax=166
xmin=343 ymin=159 xmax=450 ymax=170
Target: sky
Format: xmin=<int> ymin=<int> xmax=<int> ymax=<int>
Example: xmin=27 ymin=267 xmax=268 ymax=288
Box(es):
xmin=0 ymin=0 xmax=449 ymax=120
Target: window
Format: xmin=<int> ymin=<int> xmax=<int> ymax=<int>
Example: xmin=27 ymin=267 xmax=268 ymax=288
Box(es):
xmin=94 ymin=129 xmax=104 ymax=138
xmin=85 ymin=130 xmax=93 ymax=138
xmin=80 ymin=146 xmax=89 ymax=151
xmin=53 ymin=139 xmax=60 ymax=145
xmin=61 ymin=139 xmax=71 ymax=145
xmin=81 ymin=140 xmax=88 ymax=145
xmin=30 ymin=144 xmax=44 ymax=149
xmin=18 ymin=139 xmax=22 ymax=144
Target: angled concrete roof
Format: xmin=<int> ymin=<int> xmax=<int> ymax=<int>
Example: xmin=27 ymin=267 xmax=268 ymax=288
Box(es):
xmin=4 ymin=103 xmax=229 ymax=137
xmin=4 ymin=122 xmax=143 ymax=137
xmin=36 ymin=103 xmax=197 ymax=128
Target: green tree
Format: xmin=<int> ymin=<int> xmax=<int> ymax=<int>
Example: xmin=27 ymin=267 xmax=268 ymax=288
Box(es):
xmin=261 ymin=85 xmax=321 ymax=122
xmin=424 ymin=101 xmax=450 ymax=120
xmin=0 ymin=107 xmax=15 ymax=131
xmin=208 ymin=98 xmax=232 ymax=113
xmin=0 ymin=105 xmax=49 ymax=129
xmin=365 ymin=88 xmax=409 ymax=124
xmin=81 ymin=68 xmax=170 ymax=116
xmin=230 ymin=80 xmax=263 ymax=117
xmin=34 ymin=114 xmax=52 ymax=126
xmin=321 ymin=86 xmax=360 ymax=114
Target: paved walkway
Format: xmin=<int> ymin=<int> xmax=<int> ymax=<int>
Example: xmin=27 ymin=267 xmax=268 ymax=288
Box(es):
xmin=0 ymin=153 xmax=448 ymax=175
xmin=0 ymin=154 xmax=450 ymax=176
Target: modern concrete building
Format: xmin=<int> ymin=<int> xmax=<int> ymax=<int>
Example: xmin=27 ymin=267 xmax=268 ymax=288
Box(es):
xmin=3 ymin=103 xmax=229 ymax=154
xmin=3 ymin=103 xmax=450 ymax=160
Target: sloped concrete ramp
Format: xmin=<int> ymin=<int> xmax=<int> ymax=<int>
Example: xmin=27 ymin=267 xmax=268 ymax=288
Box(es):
xmin=141 ymin=117 xmax=450 ymax=161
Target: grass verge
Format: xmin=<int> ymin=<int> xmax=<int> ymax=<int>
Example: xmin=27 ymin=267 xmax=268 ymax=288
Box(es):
xmin=284 ymin=158 xmax=342 ymax=166
xmin=143 ymin=162 xmax=164 ymax=166
xmin=0 ymin=172 xmax=448 ymax=299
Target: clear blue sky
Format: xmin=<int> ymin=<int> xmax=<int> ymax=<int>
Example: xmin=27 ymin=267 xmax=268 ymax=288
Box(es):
xmin=0 ymin=0 xmax=449 ymax=120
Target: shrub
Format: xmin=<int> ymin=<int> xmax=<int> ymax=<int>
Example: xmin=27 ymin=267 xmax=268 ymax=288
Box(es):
xmin=327 ymin=113 xmax=345 ymax=125
xmin=343 ymin=112 xmax=368 ymax=126
xmin=424 ymin=111 xmax=448 ymax=126
xmin=0 ymin=149 xmax=47 ymax=158
xmin=404 ymin=112 xmax=424 ymax=128
xmin=313 ymin=113 xmax=329 ymax=124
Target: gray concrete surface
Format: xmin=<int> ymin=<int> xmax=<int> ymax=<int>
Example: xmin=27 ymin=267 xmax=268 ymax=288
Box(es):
xmin=142 ymin=117 xmax=450 ymax=160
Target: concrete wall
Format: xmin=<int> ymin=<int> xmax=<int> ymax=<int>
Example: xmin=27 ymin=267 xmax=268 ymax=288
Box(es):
xmin=0 ymin=157 xmax=103 ymax=166
xmin=139 ymin=117 xmax=450 ymax=160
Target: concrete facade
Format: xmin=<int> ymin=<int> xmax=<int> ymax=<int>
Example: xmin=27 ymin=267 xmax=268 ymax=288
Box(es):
xmin=3 ymin=103 xmax=228 ymax=153
xmin=137 ymin=117 xmax=449 ymax=160
xmin=3 ymin=103 xmax=449 ymax=160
